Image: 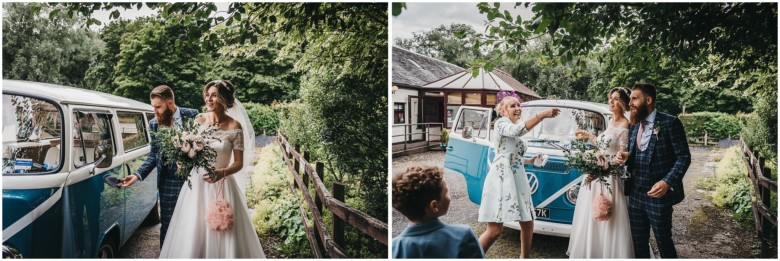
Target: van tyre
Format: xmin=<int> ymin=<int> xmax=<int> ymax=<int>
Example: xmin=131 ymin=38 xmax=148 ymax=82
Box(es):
xmin=143 ymin=200 xmax=161 ymax=225
xmin=98 ymin=238 xmax=116 ymax=258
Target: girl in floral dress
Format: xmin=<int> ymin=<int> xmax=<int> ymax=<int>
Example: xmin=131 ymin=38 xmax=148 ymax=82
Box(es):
xmin=478 ymin=92 xmax=560 ymax=258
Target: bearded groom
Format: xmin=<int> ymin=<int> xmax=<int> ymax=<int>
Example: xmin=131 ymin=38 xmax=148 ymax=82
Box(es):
xmin=119 ymin=85 xmax=199 ymax=247
xmin=616 ymin=83 xmax=691 ymax=258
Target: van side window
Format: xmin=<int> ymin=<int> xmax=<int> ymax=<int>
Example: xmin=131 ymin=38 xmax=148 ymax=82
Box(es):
xmin=454 ymin=109 xmax=490 ymax=139
xmin=2 ymin=94 xmax=63 ymax=174
xmin=117 ymin=112 xmax=149 ymax=152
xmin=73 ymin=111 xmax=115 ymax=167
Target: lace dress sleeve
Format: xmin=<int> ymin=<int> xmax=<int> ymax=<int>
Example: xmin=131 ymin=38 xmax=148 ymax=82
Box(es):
xmin=231 ymin=129 xmax=244 ymax=151
xmin=618 ymin=128 xmax=629 ymax=152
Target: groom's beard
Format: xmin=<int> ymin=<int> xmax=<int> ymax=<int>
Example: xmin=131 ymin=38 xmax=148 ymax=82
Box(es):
xmin=156 ymin=107 xmax=175 ymax=127
xmin=630 ymin=104 xmax=650 ymax=125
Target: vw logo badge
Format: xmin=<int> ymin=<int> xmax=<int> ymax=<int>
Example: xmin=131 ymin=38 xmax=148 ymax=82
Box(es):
xmin=527 ymin=172 xmax=539 ymax=194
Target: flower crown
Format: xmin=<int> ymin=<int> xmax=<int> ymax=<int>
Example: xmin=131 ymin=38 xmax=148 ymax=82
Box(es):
xmin=497 ymin=90 xmax=522 ymax=103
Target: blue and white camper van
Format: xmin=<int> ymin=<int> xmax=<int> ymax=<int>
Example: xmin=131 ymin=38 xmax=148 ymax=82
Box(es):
xmin=2 ymin=80 xmax=160 ymax=258
xmin=444 ymin=100 xmax=613 ymax=237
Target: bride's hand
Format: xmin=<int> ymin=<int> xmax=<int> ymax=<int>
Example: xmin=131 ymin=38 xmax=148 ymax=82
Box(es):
xmin=203 ymin=168 xmax=226 ymax=183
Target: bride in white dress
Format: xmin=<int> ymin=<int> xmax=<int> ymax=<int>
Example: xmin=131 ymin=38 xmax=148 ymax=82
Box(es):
xmin=567 ymin=87 xmax=634 ymax=258
xmin=160 ymin=80 xmax=265 ymax=258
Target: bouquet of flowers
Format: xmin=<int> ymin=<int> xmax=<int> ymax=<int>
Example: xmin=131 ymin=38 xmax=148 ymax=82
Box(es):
xmin=157 ymin=118 xmax=220 ymax=188
xmin=565 ymin=138 xmax=629 ymax=195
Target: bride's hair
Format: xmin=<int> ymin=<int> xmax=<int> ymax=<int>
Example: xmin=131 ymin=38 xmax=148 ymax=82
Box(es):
xmin=203 ymin=80 xmax=236 ymax=111
xmin=609 ymin=87 xmax=630 ymax=112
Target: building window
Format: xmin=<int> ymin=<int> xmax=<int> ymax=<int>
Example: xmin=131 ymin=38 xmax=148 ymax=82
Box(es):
xmin=486 ymin=93 xmax=497 ymax=105
xmin=394 ymin=103 xmax=405 ymax=124
xmin=465 ymin=92 xmax=481 ymax=104
xmin=447 ymin=92 xmax=462 ymax=104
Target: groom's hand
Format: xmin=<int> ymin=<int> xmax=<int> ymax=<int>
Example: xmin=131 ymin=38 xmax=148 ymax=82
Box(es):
xmin=647 ymin=180 xmax=670 ymax=198
xmin=120 ymin=175 xmax=139 ymax=188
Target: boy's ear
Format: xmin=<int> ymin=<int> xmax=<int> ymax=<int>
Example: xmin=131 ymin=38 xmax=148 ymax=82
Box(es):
xmin=428 ymin=199 xmax=439 ymax=212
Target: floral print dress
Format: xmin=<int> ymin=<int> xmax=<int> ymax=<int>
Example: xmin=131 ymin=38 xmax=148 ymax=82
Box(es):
xmin=478 ymin=117 xmax=536 ymax=223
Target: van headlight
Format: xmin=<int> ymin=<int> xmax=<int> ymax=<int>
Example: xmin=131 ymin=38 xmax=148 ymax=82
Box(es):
xmin=566 ymin=184 xmax=580 ymax=204
xmin=3 ymin=245 xmax=22 ymax=258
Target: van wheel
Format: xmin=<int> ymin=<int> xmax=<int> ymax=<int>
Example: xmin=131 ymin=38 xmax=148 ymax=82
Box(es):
xmin=143 ymin=200 xmax=161 ymax=225
xmin=98 ymin=238 xmax=116 ymax=258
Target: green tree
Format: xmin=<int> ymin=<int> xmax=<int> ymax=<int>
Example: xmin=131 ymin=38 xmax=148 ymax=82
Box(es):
xmin=394 ymin=24 xmax=485 ymax=68
xmin=204 ymin=43 xmax=300 ymax=105
xmin=110 ymin=17 xmax=211 ymax=109
xmin=2 ymin=3 xmax=104 ymax=87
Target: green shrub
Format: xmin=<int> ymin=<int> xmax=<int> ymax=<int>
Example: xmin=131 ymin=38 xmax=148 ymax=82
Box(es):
xmin=710 ymin=146 xmax=754 ymax=227
xmin=679 ymin=112 xmax=742 ymax=140
xmin=741 ymin=96 xmax=777 ymax=180
xmin=244 ymin=102 xmax=281 ymax=136
xmin=248 ymin=145 xmax=311 ymax=258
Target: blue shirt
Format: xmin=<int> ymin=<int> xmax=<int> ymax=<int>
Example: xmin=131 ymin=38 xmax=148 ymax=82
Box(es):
xmin=638 ymin=108 xmax=657 ymax=151
xmin=392 ymin=219 xmax=484 ymax=258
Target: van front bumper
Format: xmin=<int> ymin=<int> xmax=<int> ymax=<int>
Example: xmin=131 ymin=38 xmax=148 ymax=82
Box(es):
xmin=2 ymin=245 xmax=23 ymax=258
xmin=503 ymin=220 xmax=571 ymax=238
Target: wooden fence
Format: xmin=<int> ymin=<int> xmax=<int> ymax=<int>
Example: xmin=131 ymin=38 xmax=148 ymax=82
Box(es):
xmin=277 ymin=134 xmax=388 ymax=258
xmin=739 ymin=137 xmax=778 ymax=257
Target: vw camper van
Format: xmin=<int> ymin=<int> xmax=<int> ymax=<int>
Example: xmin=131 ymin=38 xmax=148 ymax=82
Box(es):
xmin=3 ymin=80 xmax=159 ymax=258
xmin=444 ymin=99 xmax=613 ymax=237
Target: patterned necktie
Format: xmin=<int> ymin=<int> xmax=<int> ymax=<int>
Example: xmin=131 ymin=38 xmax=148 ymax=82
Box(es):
xmin=637 ymin=120 xmax=649 ymax=151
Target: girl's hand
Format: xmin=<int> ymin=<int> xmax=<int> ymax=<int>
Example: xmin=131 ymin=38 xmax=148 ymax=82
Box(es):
xmin=574 ymin=129 xmax=592 ymax=140
xmin=526 ymin=154 xmax=542 ymax=165
xmin=543 ymin=108 xmax=561 ymax=119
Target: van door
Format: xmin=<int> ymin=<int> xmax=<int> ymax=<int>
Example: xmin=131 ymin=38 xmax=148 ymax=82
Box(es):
xmin=68 ymin=109 xmax=123 ymax=257
xmin=443 ymin=106 xmax=492 ymax=204
xmin=115 ymin=111 xmax=157 ymax=244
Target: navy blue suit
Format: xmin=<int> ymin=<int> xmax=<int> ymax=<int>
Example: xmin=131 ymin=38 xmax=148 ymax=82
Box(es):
xmin=136 ymin=107 xmax=199 ymax=246
xmin=625 ymin=111 xmax=691 ymax=258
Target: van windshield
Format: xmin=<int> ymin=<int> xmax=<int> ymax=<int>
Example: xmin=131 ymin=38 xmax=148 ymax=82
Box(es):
xmin=520 ymin=106 xmax=608 ymax=150
xmin=2 ymin=94 xmax=63 ymax=174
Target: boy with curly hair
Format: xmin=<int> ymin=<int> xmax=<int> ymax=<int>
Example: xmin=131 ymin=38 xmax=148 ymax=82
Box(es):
xmin=391 ymin=166 xmax=484 ymax=258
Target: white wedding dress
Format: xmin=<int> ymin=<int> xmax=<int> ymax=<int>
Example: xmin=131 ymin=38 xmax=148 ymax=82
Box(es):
xmin=567 ymin=125 xmax=634 ymax=258
xmin=160 ymin=128 xmax=265 ymax=258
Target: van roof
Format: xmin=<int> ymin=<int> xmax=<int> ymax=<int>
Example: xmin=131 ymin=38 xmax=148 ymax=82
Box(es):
xmin=3 ymin=80 xmax=152 ymax=111
xmin=522 ymin=99 xmax=611 ymax=114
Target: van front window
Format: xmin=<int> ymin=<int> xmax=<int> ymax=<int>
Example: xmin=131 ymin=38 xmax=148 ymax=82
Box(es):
xmin=520 ymin=106 xmax=607 ymax=150
xmin=2 ymin=94 xmax=63 ymax=174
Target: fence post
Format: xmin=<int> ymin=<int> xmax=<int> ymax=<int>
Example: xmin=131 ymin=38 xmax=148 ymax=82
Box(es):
xmin=303 ymin=151 xmax=311 ymax=188
xmin=315 ymin=162 xmax=325 ymax=215
xmin=332 ymin=182 xmax=346 ymax=247
xmin=761 ymin=165 xmax=773 ymax=258
xmin=294 ymin=145 xmax=301 ymax=178
xmin=704 ymin=131 xmax=708 ymax=146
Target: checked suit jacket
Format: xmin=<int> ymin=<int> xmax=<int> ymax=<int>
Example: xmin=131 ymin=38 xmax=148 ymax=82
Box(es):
xmin=136 ymin=107 xmax=200 ymax=184
xmin=624 ymin=111 xmax=691 ymax=206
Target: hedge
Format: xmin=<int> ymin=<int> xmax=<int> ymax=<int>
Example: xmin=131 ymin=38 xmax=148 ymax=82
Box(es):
xmin=243 ymin=102 xmax=280 ymax=136
xmin=679 ymin=112 xmax=742 ymax=139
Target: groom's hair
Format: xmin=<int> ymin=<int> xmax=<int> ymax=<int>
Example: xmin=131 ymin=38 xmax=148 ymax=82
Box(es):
xmin=392 ymin=166 xmax=444 ymax=221
xmin=631 ymin=83 xmax=656 ymax=101
xmin=150 ymin=85 xmax=175 ymax=101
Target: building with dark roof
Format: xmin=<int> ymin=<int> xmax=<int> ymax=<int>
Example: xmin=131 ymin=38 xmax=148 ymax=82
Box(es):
xmin=392 ymin=47 xmax=541 ymax=153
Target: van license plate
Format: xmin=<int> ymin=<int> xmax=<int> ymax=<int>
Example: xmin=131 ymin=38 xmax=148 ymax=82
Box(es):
xmin=535 ymin=208 xmax=550 ymax=218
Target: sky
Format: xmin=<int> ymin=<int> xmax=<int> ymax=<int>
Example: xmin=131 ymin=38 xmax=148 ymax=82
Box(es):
xmin=392 ymin=2 xmax=534 ymax=41
xmin=89 ymin=3 xmax=231 ymax=30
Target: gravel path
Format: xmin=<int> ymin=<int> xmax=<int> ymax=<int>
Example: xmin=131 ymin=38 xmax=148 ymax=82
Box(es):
xmin=391 ymin=146 xmax=762 ymax=258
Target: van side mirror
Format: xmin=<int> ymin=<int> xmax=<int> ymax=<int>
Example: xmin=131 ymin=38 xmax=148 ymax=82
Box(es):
xmin=92 ymin=144 xmax=113 ymax=174
xmin=463 ymin=126 xmax=474 ymax=139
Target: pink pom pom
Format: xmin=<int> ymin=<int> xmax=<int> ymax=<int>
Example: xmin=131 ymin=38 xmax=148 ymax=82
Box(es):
xmin=593 ymin=192 xmax=612 ymax=221
xmin=206 ymin=199 xmax=234 ymax=231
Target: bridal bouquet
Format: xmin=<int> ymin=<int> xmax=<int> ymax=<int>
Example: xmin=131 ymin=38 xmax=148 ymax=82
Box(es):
xmin=157 ymin=118 xmax=220 ymax=188
xmin=565 ymin=138 xmax=629 ymax=194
